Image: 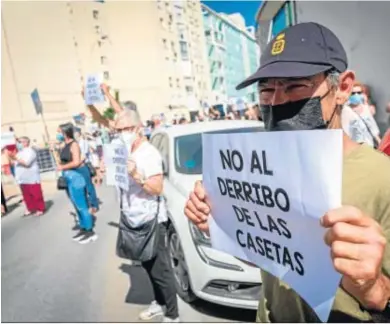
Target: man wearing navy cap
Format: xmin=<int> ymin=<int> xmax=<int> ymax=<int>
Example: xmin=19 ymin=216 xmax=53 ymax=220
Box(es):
xmin=184 ymin=22 xmax=390 ymax=322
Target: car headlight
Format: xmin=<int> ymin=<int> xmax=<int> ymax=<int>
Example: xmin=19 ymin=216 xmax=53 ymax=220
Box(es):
xmin=189 ymin=220 xmax=244 ymax=272
xmin=188 ymin=221 xmax=211 ymax=247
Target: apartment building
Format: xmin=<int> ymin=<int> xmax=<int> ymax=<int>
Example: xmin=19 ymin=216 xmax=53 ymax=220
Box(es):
xmin=202 ymin=4 xmax=260 ymax=105
xmin=1 ymin=0 xmax=211 ymax=142
xmin=255 ymin=0 xmax=390 ymax=133
xmin=157 ymin=0 xmax=211 ymax=112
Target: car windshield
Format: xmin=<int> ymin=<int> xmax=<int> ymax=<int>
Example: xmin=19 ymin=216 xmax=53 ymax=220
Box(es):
xmin=174 ymin=126 xmax=263 ymax=175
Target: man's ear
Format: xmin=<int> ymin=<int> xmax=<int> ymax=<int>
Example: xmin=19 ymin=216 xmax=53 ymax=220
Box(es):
xmin=335 ymin=70 xmax=355 ymax=105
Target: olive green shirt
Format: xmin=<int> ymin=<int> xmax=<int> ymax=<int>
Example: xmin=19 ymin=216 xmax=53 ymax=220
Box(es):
xmin=257 ymin=144 xmax=390 ymax=322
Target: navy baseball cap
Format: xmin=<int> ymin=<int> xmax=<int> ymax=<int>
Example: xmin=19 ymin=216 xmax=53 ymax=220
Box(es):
xmin=236 ymin=22 xmax=348 ymax=90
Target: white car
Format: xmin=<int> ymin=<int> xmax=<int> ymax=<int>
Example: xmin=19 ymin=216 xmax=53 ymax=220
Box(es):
xmin=150 ymin=120 xmax=264 ymax=310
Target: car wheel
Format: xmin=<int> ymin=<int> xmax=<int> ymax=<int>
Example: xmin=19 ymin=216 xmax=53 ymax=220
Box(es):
xmin=168 ymin=223 xmax=197 ymax=303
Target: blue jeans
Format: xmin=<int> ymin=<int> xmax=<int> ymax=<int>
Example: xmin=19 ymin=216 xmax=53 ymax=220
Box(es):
xmin=64 ymin=169 xmax=93 ymax=231
xmin=76 ymin=165 xmax=99 ymax=209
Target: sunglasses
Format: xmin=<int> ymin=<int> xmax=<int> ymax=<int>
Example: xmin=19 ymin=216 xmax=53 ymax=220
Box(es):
xmin=351 ymin=91 xmax=362 ymax=95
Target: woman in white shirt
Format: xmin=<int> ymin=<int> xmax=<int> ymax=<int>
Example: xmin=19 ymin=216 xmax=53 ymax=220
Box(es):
xmin=8 ymin=136 xmax=45 ymax=216
xmin=341 ymin=83 xmax=381 ymax=148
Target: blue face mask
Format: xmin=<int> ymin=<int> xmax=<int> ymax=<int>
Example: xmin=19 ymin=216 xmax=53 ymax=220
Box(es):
xmin=349 ymin=93 xmax=364 ymax=106
xmin=56 ymin=133 xmax=65 ymax=142
xmin=16 ymin=143 xmax=23 ymax=151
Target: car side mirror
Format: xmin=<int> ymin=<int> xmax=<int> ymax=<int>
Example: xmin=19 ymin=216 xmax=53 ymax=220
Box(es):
xmin=162 ymin=158 xmax=169 ymax=176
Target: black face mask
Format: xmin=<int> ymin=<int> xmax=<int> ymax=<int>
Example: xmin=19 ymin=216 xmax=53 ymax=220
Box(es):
xmin=260 ymin=91 xmax=337 ymax=131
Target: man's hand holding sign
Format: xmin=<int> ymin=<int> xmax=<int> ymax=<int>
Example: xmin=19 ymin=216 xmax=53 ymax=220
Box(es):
xmin=322 ymin=207 xmax=390 ymax=311
xmin=185 ymin=130 xmax=389 ymax=322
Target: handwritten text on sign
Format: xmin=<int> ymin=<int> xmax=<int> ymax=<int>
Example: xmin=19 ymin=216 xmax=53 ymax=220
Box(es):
xmin=103 ymin=143 xmax=129 ymax=191
xmin=202 ymin=130 xmax=343 ymax=322
xmin=84 ymin=74 xmax=105 ymax=105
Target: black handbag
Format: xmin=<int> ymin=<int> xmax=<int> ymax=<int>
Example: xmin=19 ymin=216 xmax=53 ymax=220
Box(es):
xmin=57 ymin=176 xmax=67 ymax=190
xmin=116 ymin=196 xmax=161 ymax=262
xmin=85 ymin=161 xmax=97 ymax=177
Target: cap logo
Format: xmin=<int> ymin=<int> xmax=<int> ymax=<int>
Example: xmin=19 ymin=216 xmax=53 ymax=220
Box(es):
xmin=271 ymin=33 xmax=285 ymax=55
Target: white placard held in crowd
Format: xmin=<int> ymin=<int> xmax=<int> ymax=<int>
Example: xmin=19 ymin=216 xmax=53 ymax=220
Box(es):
xmin=103 ymin=143 xmax=129 ymax=191
xmin=1 ymin=132 xmax=16 ymax=148
xmin=202 ymin=130 xmax=343 ymax=322
xmin=84 ymin=74 xmax=105 ymax=105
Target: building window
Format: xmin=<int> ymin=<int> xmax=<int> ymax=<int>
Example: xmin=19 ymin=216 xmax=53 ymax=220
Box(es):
xmin=169 ymin=77 xmax=173 ymax=88
xmin=176 ymin=78 xmax=180 ymax=88
xmin=179 ymin=41 xmax=189 ymax=60
xmin=93 ymin=9 xmax=99 ymax=19
xmin=104 ymin=71 xmax=110 ymax=80
xmin=97 ymin=40 xmax=102 ymax=47
xmin=162 ymin=38 xmax=168 ymax=49
xmin=185 ymin=86 xmax=193 ymax=94
xmin=100 ymin=56 xmax=107 ymax=64
xmin=272 ymin=4 xmax=288 ymax=38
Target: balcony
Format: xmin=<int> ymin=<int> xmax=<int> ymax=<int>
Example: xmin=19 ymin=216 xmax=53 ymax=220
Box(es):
xmin=173 ymin=0 xmax=183 ymax=8
xmin=208 ymin=46 xmax=223 ymax=65
xmin=211 ymin=76 xmax=225 ymax=91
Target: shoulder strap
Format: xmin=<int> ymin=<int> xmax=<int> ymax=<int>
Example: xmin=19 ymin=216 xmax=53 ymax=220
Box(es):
xmin=155 ymin=196 xmax=161 ymax=218
xmin=356 ymin=114 xmax=379 ymax=148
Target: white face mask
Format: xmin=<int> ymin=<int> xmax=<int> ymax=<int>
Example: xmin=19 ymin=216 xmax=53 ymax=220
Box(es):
xmin=120 ymin=131 xmax=137 ymax=149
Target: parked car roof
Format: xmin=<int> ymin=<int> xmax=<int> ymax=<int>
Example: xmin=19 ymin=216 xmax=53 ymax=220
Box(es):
xmin=153 ymin=120 xmax=264 ymax=138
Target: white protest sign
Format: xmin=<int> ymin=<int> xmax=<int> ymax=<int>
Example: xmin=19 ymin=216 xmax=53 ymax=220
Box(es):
xmin=202 ymin=130 xmax=343 ymax=322
xmin=84 ymin=74 xmax=105 ymax=105
xmin=1 ymin=132 xmax=16 ymax=148
xmin=103 ymin=143 xmax=129 ymax=191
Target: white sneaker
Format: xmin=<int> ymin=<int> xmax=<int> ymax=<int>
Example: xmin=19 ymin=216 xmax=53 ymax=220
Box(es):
xmin=139 ymin=301 xmax=164 ymax=320
xmin=78 ymin=231 xmax=98 ymax=244
xmin=72 ymin=230 xmax=86 ymax=242
xmin=162 ymin=316 xmax=180 ymax=323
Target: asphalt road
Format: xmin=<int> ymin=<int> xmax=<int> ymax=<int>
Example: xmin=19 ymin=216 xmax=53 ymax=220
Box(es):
xmin=1 ymin=184 xmax=256 ymax=322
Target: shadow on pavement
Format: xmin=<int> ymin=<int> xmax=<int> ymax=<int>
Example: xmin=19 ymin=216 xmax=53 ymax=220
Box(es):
xmin=189 ymin=299 xmax=257 ymax=322
xmin=119 ymin=263 xmax=154 ymax=305
xmin=2 ymin=199 xmax=23 ymax=215
xmin=107 ymin=221 xmax=119 ymax=228
xmin=119 ymin=263 xmax=257 ymax=322
xmin=45 ymin=200 xmax=54 ymax=213
xmin=17 ymin=200 xmax=54 ymax=218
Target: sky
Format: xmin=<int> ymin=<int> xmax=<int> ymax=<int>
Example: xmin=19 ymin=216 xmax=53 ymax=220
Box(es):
xmin=202 ymin=1 xmax=262 ymax=27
